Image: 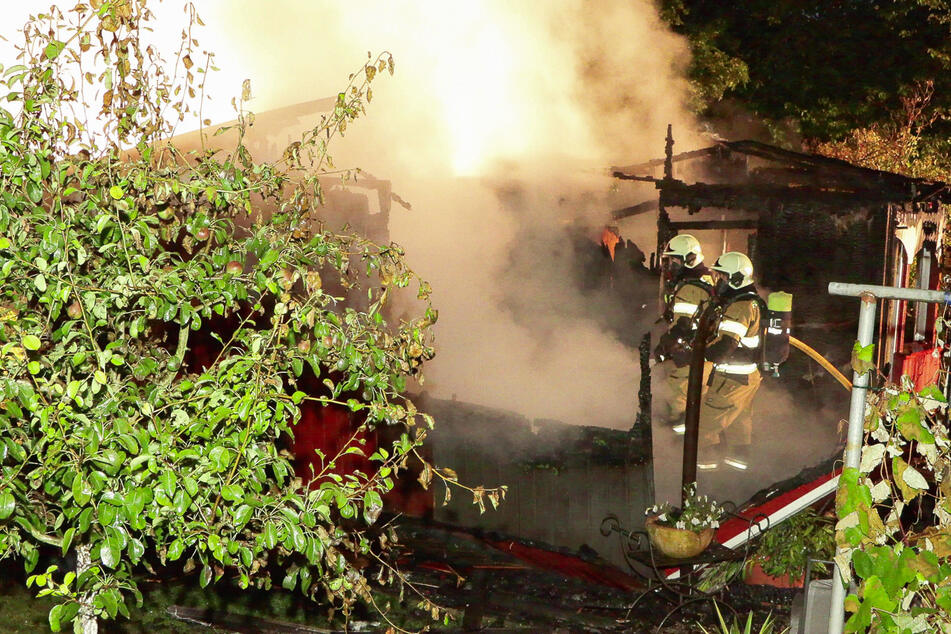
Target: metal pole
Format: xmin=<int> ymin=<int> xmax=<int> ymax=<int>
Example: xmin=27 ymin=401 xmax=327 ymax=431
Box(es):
xmin=828 ymin=282 xmax=951 ymax=304
xmin=826 ymin=292 xmax=876 ymax=634
xmin=681 ymin=301 xmax=717 ymax=504
xmin=826 ymin=282 xmax=951 ymax=634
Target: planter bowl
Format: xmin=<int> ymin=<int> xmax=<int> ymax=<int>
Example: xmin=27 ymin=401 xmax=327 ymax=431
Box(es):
xmin=645 ymin=516 xmax=715 ymax=559
xmin=743 ymin=562 xmax=805 ymax=588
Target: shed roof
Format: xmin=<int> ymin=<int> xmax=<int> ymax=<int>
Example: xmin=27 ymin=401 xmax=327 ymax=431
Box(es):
xmin=611 ymin=139 xmax=951 ymax=217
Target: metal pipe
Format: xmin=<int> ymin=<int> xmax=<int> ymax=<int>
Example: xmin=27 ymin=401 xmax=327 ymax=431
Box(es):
xmin=824 ymin=280 xmax=951 ymax=634
xmin=826 ymin=292 xmax=876 ymax=634
xmin=916 ymin=247 xmax=933 ymax=339
xmin=828 ymin=282 xmax=951 ymax=304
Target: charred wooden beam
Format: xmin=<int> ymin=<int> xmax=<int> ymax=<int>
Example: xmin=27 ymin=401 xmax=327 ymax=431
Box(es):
xmin=611 ymin=146 xmax=720 ymax=174
xmin=725 ymin=140 xmax=922 ymax=190
xmin=612 ymin=172 xmax=661 ymax=183
xmin=659 ymin=181 xmax=909 ymax=213
xmin=629 ymin=332 xmax=652 ymax=447
xmin=669 ymin=219 xmax=758 ymax=230
xmin=614 ymin=139 xmax=951 ymax=204
xmin=664 ymin=124 xmax=674 ymax=180
xmin=748 ymin=166 xmax=919 ymax=198
xmin=611 ymin=199 xmax=658 ymax=219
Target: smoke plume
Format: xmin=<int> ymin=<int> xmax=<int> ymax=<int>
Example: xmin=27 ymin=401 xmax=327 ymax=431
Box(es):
xmin=174 ymin=0 xmax=696 ymax=428
xmin=3 ymin=3 xmax=850 ymax=503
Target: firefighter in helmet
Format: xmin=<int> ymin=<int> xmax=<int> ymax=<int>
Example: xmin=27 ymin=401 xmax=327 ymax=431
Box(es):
xmin=698 ymin=251 xmax=761 ymax=472
xmin=653 ymin=234 xmax=715 ymax=434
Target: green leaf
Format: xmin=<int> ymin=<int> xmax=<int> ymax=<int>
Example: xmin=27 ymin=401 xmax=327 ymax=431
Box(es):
xmin=58 ymin=604 xmax=79 ymax=629
xmin=21 ymin=334 xmax=41 ymax=351
xmin=94 ymin=370 xmax=107 ymax=385
xmin=25 ymin=180 xmax=42 ymax=203
xmin=109 ymin=185 xmax=124 ymax=200
xmin=159 ymin=470 xmax=176 ymax=497
xmin=259 ymin=249 xmax=280 ymax=269
xmin=61 ymin=528 xmax=75 ymax=556
xmin=850 ymin=341 xmax=876 ymax=376
xmin=183 ymin=477 xmax=199 ymax=498
xmin=288 ymin=523 xmax=306 ymax=551
xmin=71 ymin=477 xmax=91 ymax=506
xmin=44 ymin=41 xmax=65 ymax=60
xmin=852 ymin=549 xmax=873 ymax=579
xmin=100 ymin=588 xmax=118 ymax=619
xmin=221 ymin=484 xmax=243 ymax=502
xmin=172 ymin=489 xmax=191 ymax=514
xmin=167 ymin=539 xmax=184 ymax=561
xmin=363 ymin=490 xmax=383 ymax=525
xmin=48 ymin=604 xmax=63 ymax=632
xmin=263 ymin=522 xmax=278 ymax=549
xmin=100 ymin=536 xmax=120 ymax=569
xmin=282 ymin=567 xmax=299 ymax=591
xmin=233 ymin=504 xmax=253 ymax=527
xmin=199 ymin=565 xmax=212 ymax=588
xmin=0 ymin=491 xmax=15 ymax=519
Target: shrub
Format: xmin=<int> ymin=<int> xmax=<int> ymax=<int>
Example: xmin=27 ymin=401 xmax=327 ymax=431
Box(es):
xmin=0 ymin=2 xmax=501 ymax=631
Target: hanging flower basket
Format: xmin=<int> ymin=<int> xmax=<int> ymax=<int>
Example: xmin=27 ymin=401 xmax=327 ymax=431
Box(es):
xmin=645 ymin=515 xmax=715 ymax=559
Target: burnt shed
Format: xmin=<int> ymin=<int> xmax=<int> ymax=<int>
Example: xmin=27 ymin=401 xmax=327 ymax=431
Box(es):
xmin=612 ymin=130 xmax=951 ymax=377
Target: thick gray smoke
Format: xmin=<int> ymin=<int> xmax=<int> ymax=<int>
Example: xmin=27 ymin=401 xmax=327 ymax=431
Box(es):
xmin=7 ymin=1 xmax=846 ymax=503
xmin=189 ymin=0 xmax=702 ymax=428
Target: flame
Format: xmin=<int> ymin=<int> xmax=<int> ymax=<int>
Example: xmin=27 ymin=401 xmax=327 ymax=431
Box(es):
xmin=601 ymin=227 xmax=620 ymax=261
xmin=430 ymin=16 xmax=520 ymax=175
xmin=334 ymin=0 xmax=596 ymax=177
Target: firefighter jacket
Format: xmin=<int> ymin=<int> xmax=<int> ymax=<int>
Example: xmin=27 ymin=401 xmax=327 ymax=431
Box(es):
xmin=655 ymin=268 xmax=715 ymax=366
xmin=667 ymin=277 xmax=714 ymax=325
xmin=705 ymin=285 xmax=761 ymax=381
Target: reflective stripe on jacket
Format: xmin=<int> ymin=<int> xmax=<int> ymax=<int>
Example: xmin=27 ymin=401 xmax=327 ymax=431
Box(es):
xmin=668 ymin=276 xmax=714 ymax=322
xmin=711 ymin=296 xmax=761 ymax=373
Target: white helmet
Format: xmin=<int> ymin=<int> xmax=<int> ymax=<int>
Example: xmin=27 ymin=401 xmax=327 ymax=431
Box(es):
xmin=662 ymin=234 xmax=703 ymax=268
xmin=712 ymin=252 xmax=754 ymax=289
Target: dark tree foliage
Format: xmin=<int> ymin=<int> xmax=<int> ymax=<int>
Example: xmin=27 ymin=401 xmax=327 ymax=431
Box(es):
xmin=661 ymin=0 xmax=951 ymax=142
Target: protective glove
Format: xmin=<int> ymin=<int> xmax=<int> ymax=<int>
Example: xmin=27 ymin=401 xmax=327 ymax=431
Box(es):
xmin=671 ymin=346 xmax=692 ymax=368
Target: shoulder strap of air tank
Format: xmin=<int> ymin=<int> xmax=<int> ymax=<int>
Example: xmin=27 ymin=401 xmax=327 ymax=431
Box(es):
xmin=719 ymin=291 xmax=765 ymax=312
xmin=674 ymin=277 xmax=715 ymax=296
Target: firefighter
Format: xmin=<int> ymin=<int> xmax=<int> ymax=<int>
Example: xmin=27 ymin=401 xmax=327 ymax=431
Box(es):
xmin=697 ymin=251 xmax=761 ymax=472
xmin=653 ymin=234 xmax=715 ymax=434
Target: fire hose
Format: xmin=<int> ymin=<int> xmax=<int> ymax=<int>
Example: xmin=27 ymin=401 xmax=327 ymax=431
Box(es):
xmin=789 ymin=335 xmax=851 ymax=392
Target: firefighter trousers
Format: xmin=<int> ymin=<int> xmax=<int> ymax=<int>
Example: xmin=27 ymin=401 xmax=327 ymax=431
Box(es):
xmin=663 ymin=361 xmax=712 ymax=423
xmin=698 ymin=370 xmax=761 ymax=448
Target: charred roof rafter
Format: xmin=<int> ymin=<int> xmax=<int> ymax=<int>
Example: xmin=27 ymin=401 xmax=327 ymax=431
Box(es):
xmin=610 ymin=138 xmax=951 ymax=219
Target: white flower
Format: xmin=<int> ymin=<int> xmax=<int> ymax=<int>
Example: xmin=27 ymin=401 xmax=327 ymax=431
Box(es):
xmin=691 ymin=517 xmax=700 ymax=525
xmin=676 ymin=521 xmax=686 ymax=529
xmin=658 ymin=513 xmax=667 ymax=522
